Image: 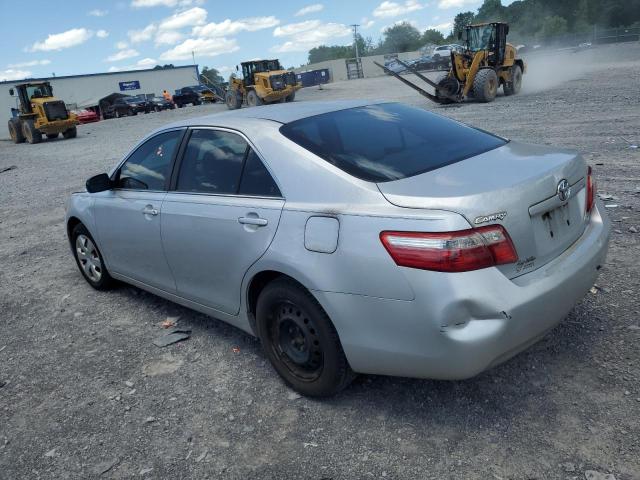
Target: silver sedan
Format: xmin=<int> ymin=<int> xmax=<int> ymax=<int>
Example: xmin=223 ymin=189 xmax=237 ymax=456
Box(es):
xmin=66 ymin=100 xmax=610 ymax=396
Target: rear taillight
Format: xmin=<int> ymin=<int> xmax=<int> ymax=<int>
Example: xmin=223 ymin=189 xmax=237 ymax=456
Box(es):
xmin=380 ymin=225 xmax=518 ymax=273
xmin=586 ymin=166 xmax=596 ymax=213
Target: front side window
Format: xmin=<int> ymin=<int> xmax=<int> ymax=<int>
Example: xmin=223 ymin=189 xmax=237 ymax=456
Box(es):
xmin=117 ymin=130 xmax=182 ymax=190
xmin=280 ymin=103 xmax=506 ymax=183
xmin=176 ymin=129 xmax=247 ymax=194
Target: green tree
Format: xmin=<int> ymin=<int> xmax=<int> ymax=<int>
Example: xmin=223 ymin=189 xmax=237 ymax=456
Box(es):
xmin=476 ymin=0 xmax=505 ymax=22
xmin=380 ymin=22 xmax=422 ymax=53
xmin=452 ymin=11 xmax=475 ymax=38
xmin=200 ymin=66 xmax=224 ymax=85
xmin=308 ymin=45 xmax=351 ymax=63
xmin=540 ymin=15 xmax=568 ymax=38
xmin=421 ymin=28 xmax=445 ymax=45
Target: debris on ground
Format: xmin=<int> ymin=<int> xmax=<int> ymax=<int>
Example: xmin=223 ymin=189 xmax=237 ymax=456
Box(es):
xmin=152 ymin=327 xmax=191 ymax=348
xmin=144 ymin=416 xmax=155 ymax=424
xmin=287 ymin=391 xmax=302 ymax=400
xmin=598 ymin=194 xmax=618 ymax=201
xmin=44 ymin=448 xmax=57 ymax=457
xmin=139 ymin=467 xmax=153 ymax=475
xmin=161 ymin=316 xmax=179 ymax=329
xmin=0 ymin=165 xmax=17 ymax=174
xmin=195 ymin=449 xmax=209 ymax=463
xmin=232 ymin=346 xmax=241 ymax=353
xmin=584 ymin=471 xmax=616 ymax=480
xmin=604 ymin=204 xmax=619 ymax=208
xmin=92 ymin=458 xmax=119 ymax=476
xmin=560 ymin=462 xmax=576 ymax=472
xmin=629 ymin=226 xmax=638 ymax=233
xmin=124 ymin=380 xmax=134 ymax=388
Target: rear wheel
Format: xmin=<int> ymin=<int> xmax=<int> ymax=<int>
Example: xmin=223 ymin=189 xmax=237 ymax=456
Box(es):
xmin=285 ymin=90 xmax=296 ymax=102
xmin=503 ymin=65 xmax=522 ymax=96
xmin=46 ymin=133 xmax=59 ymax=139
xmin=473 ymin=68 xmax=498 ymax=103
xmin=8 ymin=118 xmax=25 ymax=144
xmin=247 ymin=89 xmax=263 ymax=107
xmin=62 ymin=126 xmax=77 ymax=139
xmin=256 ymin=278 xmax=355 ymax=397
xmin=71 ymin=223 xmax=114 ymax=290
xmin=22 ymin=119 xmax=42 ymax=144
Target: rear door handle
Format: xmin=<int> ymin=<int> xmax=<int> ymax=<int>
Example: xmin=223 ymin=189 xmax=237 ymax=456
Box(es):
xmin=142 ymin=205 xmax=159 ymax=216
xmin=238 ymin=216 xmax=268 ymax=226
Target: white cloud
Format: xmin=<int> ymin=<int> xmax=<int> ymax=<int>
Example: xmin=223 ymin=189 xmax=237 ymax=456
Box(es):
xmin=128 ymin=24 xmax=157 ymax=43
xmin=361 ymin=17 xmax=375 ymax=29
xmin=106 ymin=48 xmax=140 ymax=62
xmin=158 ymin=7 xmax=207 ymax=30
xmin=88 ymin=9 xmax=108 ymax=17
xmin=438 ymin=0 xmax=477 ymax=8
xmin=116 ymin=41 xmax=129 ymax=49
xmin=427 ymin=21 xmax=453 ymax=33
xmin=29 ymin=28 xmax=93 ymax=52
xmin=159 ymin=37 xmax=239 ymax=60
xmin=8 ymin=59 xmax=51 ymax=68
xmin=131 ymin=0 xmax=203 ymax=7
xmin=0 ymin=69 xmax=31 ymax=81
xmin=96 ymin=29 xmax=110 ymax=38
xmin=155 ymin=30 xmax=184 ymax=45
xmin=107 ymin=57 xmax=158 ymax=72
xmin=271 ymin=22 xmax=351 ymax=53
xmin=193 ymin=16 xmax=280 ymax=37
xmin=295 ymin=4 xmax=324 ymax=16
xmin=373 ymin=1 xmax=424 ymax=18
xmin=273 ymin=20 xmax=321 ymax=37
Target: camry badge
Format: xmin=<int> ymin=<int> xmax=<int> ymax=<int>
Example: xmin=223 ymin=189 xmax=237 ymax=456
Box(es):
xmin=474 ymin=211 xmax=507 ymax=224
xmin=557 ymin=179 xmax=571 ymax=202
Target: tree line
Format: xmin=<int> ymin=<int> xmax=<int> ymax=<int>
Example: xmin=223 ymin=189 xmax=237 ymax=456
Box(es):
xmin=307 ymin=0 xmax=640 ymax=64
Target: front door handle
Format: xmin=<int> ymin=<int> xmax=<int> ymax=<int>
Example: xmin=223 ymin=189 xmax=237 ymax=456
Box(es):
xmin=238 ymin=216 xmax=268 ymax=226
xmin=142 ymin=205 xmax=159 ymax=216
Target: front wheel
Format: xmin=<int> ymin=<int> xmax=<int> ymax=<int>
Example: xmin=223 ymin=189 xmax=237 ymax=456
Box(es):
xmin=8 ymin=119 xmax=25 ymax=143
xmin=285 ymin=90 xmax=296 ymax=102
xmin=71 ymin=223 xmax=114 ymax=290
xmin=62 ymin=126 xmax=77 ymax=139
xmin=256 ymin=278 xmax=355 ymax=397
xmin=22 ymin=119 xmax=42 ymax=144
xmin=473 ymin=68 xmax=498 ymax=103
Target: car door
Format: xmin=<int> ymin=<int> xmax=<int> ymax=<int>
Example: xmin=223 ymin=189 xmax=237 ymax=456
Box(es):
xmin=93 ymin=129 xmax=185 ymax=292
xmin=161 ymin=128 xmax=284 ymax=315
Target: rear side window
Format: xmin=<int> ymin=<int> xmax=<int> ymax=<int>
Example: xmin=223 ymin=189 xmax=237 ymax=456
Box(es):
xmin=177 ymin=129 xmax=247 ymax=194
xmin=238 ymin=150 xmax=281 ymax=197
xmin=118 ymin=130 xmax=182 ymax=190
xmin=280 ymin=103 xmax=506 ymax=182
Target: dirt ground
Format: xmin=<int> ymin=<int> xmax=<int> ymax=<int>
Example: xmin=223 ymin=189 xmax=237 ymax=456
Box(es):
xmin=1 ymin=42 xmax=639 ymax=480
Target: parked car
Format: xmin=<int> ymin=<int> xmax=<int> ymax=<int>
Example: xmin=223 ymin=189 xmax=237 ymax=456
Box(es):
xmin=125 ymin=96 xmax=151 ymax=114
xmin=432 ymin=44 xmax=464 ymax=59
xmin=72 ymin=108 xmax=100 ymax=124
xmin=149 ymin=96 xmax=174 ymax=112
xmin=173 ymin=87 xmax=202 ymax=108
xmin=67 ymin=100 xmax=610 ymax=397
xmin=100 ymin=95 xmax=139 ymax=119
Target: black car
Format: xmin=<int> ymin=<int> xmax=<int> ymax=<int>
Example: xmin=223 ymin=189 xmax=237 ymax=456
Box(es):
xmin=172 ymin=87 xmax=202 ymax=108
xmin=124 ymin=96 xmax=151 ymax=114
xmin=149 ymin=96 xmax=174 ymax=111
xmin=100 ymin=94 xmax=148 ymax=119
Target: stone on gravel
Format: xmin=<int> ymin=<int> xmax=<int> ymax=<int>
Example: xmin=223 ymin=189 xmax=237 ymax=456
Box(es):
xmin=44 ymin=448 xmax=57 ymax=457
xmin=629 ymin=226 xmax=638 ymax=233
xmin=287 ymin=391 xmax=302 ymax=400
xmin=124 ymin=380 xmax=134 ymax=388
xmin=92 ymin=458 xmax=119 ymax=475
xmin=585 ymin=471 xmax=616 ymax=480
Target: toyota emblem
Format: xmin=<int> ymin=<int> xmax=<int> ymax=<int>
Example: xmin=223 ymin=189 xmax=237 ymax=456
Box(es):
xmin=557 ymin=179 xmax=571 ymax=202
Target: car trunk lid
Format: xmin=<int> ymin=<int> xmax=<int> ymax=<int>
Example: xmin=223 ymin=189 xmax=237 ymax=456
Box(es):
xmin=377 ymin=141 xmax=588 ymax=279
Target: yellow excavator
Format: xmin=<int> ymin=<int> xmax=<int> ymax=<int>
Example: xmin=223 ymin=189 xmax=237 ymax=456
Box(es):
xmin=376 ymin=22 xmax=525 ymax=104
xmin=8 ymin=81 xmax=78 ymax=143
xmin=225 ymin=59 xmax=301 ymax=109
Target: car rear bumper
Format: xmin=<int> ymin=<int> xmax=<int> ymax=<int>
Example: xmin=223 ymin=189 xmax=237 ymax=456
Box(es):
xmin=314 ymin=201 xmax=610 ymax=379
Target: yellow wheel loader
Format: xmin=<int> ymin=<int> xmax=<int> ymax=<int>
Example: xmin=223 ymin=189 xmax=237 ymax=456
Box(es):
xmin=7 ymin=81 xmax=78 ymax=144
xmin=375 ymin=22 xmax=525 ymax=104
xmin=225 ymin=59 xmax=301 ymax=110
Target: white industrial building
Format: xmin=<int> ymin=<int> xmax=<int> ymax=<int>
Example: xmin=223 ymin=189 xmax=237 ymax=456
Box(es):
xmin=0 ymin=65 xmax=199 ymax=121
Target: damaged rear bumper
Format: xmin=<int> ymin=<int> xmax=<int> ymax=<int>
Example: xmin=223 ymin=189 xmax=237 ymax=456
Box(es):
xmin=313 ymin=201 xmax=610 ymax=379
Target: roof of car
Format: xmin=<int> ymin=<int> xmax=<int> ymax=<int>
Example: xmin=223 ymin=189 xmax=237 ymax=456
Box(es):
xmin=169 ymin=99 xmax=383 ymax=128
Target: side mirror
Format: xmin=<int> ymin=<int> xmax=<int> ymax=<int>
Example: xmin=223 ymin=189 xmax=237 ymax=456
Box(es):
xmin=9 ymin=88 xmax=14 ymax=96
xmin=86 ymin=173 xmax=113 ymax=193
xmin=235 ymin=65 xmax=239 ymax=72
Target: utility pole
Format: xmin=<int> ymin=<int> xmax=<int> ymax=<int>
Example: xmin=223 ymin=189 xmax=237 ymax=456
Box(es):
xmin=350 ymin=24 xmax=362 ymax=78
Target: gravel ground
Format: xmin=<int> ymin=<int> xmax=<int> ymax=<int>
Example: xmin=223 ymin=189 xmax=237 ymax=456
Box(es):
xmin=1 ymin=43 xmax=639 ymax=480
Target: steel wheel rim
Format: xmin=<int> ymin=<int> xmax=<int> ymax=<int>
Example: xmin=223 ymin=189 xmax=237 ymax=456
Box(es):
xmin=268 ymin=301 xmax=323 ymax=381
xmin=76 ymin=234 xmax=102 ymax=282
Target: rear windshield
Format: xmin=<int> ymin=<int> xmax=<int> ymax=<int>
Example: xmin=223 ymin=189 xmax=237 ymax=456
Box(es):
xmin=279 ymin=103 xmax=506 ymax=182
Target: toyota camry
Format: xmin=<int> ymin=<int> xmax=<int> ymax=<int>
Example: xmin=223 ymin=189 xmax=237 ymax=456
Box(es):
xmin=66 ymin=100 xmax=610 ymax=396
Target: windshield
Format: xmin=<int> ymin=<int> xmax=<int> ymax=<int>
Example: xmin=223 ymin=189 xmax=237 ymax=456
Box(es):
xmin=468 ymin=24 xmax=495 ymax=51
xmin=26 ymin=84 xmax=53 ymax=99
xmin=280 ymin=103 xmax=506 ymax=182
xmin=124 ymin=98 xmax=139 ymax=103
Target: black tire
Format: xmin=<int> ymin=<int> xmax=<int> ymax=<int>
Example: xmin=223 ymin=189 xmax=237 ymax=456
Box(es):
xmin=285 ymin=90 xmax=296 ymax=102
xmin=22 ymin=119 xmax=42 ymax=144
xmin=8 ymin=118 xmax=25 ymax=144
xmin=71 ymin=223 xmax=115 ymax=290
xmin=473 ymin=68 xmax=498 ymax=103
xmin=62 ymin=126 xmax=77 ymax=139
xmin=256 ymin=278 xmax=355 ymax=397
xmin=46 ymin=133 xmax=59 ymax=139
xmin=225 ymin=90 xmax=242 ymax=110
xmin=503 ymin=65 xmax=522 ymax=96
xmin=246 ymin=90 xmax=263 ymax=107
